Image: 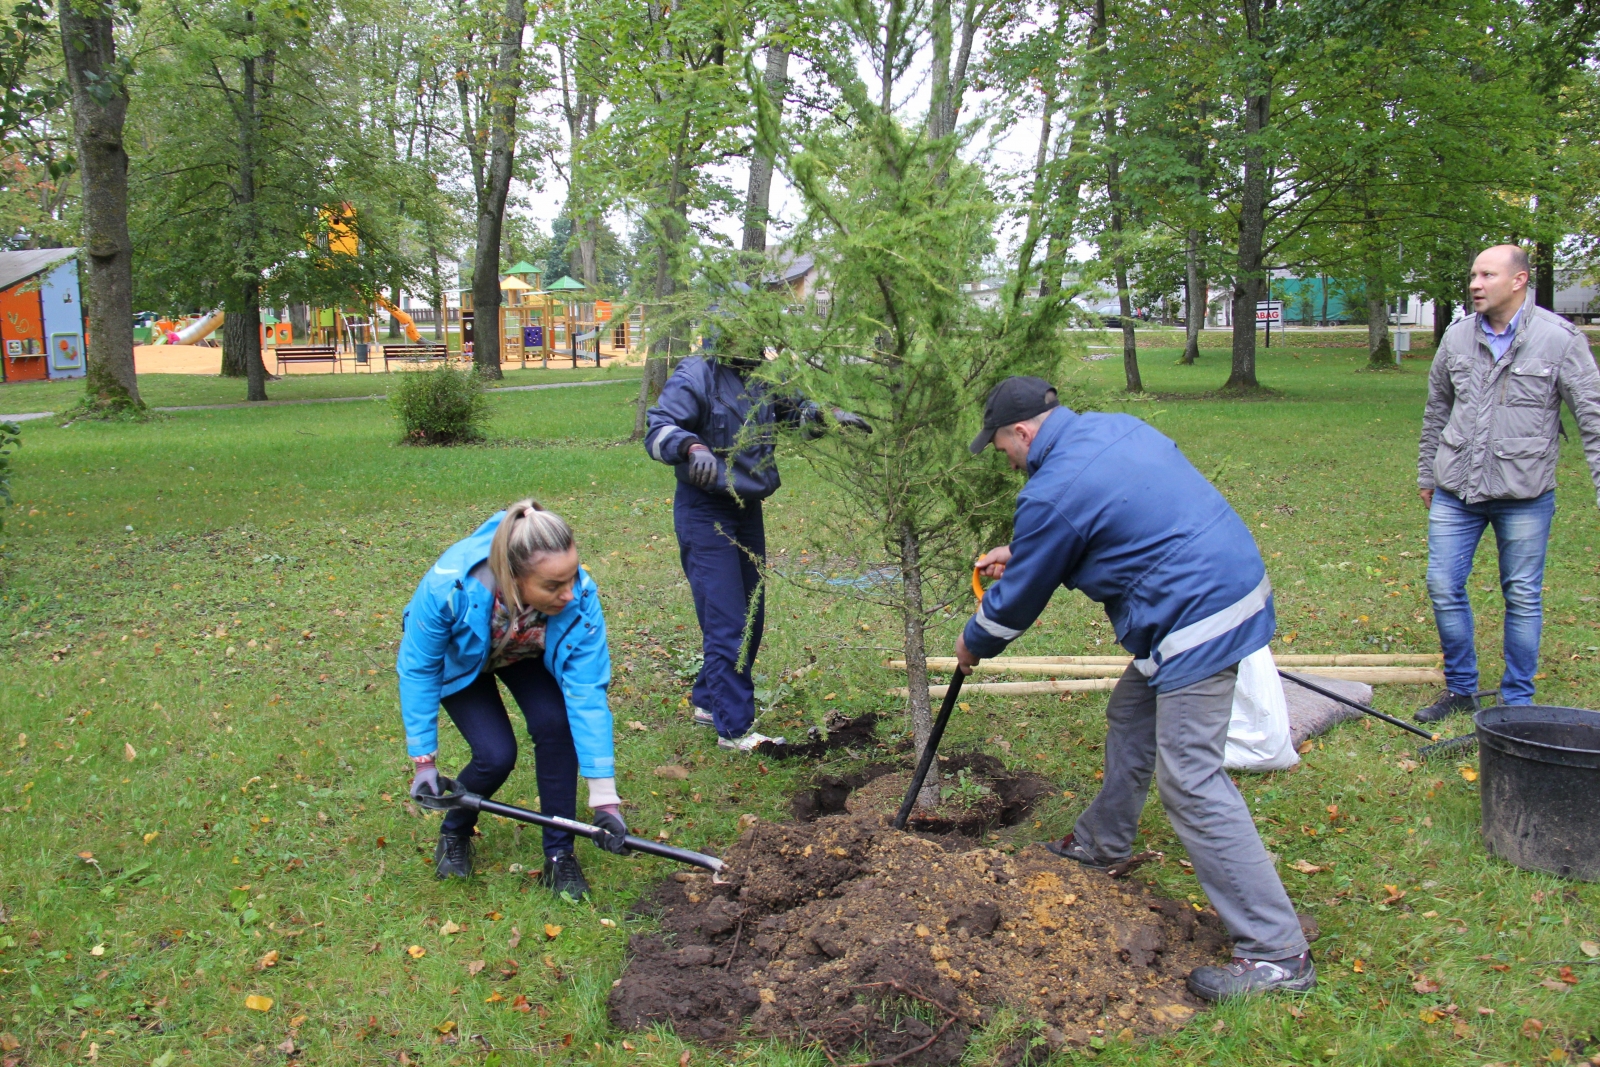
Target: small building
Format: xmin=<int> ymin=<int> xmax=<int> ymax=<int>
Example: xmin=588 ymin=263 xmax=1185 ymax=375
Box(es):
xmin=0 ymin=248 xmax=85 ymax=383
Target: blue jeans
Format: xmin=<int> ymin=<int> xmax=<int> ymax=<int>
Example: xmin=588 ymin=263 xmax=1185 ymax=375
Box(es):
xmin=674 ymin=484 xmax=765 ymax=739
xmin=1426 ymin=489 xmax=1555 ymax=705
xmin=438 ymin=656 xmax=578 ymax=855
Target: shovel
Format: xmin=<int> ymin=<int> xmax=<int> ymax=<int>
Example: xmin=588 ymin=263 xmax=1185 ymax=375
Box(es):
xmin=413 ymin=776 xmax=725 ymax=873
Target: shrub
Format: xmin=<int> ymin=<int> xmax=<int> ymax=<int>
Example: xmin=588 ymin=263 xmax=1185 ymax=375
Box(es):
xmin=0 ymin=420 xmax=19 ymax=531
xmin=389 ymin=365 xmax=491 ymax=445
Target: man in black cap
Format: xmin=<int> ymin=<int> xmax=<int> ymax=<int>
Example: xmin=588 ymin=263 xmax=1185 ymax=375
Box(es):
xmin=956 ymin=376 xmax=1313 ymax=1002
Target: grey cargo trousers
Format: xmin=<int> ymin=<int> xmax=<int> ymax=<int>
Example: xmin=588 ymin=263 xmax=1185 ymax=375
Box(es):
xmin=1071 ymin=663 xmax=1308 ymax=960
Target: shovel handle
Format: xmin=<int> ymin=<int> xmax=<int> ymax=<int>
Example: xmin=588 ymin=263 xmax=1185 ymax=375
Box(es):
xmin=894 ymin=669 xmax=967 ymax=831
xmin=972 ymin=567 xmax=986 ymax=603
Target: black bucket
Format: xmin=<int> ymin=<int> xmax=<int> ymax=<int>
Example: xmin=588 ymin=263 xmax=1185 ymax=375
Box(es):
xmin=1476 ymin=705 xmax=1600 ymax=881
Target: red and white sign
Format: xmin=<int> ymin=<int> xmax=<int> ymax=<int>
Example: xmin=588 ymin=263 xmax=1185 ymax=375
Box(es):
xmin=1255 ymin=301 xmax=1282 ymax=324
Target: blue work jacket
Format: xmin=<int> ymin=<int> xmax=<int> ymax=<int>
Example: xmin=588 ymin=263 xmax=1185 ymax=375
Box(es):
xmin=643 ymin=356 xmax=817 ymax=502
xmin=963 ymin=408 xmax=1274 ymax=691
xmin=397 ymin=512 xmax=615 ymax=778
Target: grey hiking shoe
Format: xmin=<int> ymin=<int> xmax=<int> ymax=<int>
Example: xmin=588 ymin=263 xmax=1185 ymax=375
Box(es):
xmin=1044 ymin=832 xmax=1113 ymax=871
xmin=540 ymin=851 xmax=590 ymax=901
xmin=692 ymin=706 xmax=715 ymax=728
xmin=433 ymin=832 xmax=474 ymax=879
xmin=1416 ymin=691 xmax=1478 ymax=724
xmin=1187 ymin=951 xmax=1316 ymax=1002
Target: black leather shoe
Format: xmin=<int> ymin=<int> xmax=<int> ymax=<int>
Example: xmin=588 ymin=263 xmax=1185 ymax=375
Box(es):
xmin=1044 ymin=832 xmax=1113 ymax=871
xmin=433 ymin=832 xmax=474 ymax=879
xmin=540 ymin=851 xmax=590 ymax=901
xmin=1416 ymin=691 xmax=1478 ymax=724
xmin=1187 ymin=951 xmax=1316 ymax=1002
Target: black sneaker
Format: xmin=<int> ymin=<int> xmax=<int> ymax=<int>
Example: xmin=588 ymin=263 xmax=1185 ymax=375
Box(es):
xmin=1187 ymin=952 xmax=1316 ymax=1002
xmin=540 ymin=851 xmax=590 ymax=901
xmin=1044 ymin=832 xmax=1113 ymax=871
xmin=433 ymin=832 xmax=474 ymax=879
xmin=1416 ymin=691 xmax=1478 ymax=724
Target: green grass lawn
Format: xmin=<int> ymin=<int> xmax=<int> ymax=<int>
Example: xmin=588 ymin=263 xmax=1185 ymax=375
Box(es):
xmin=0 ymin=347 xmax=1596 ymax=1066
xmin=0 ymin=365 xmax=641 ymax=414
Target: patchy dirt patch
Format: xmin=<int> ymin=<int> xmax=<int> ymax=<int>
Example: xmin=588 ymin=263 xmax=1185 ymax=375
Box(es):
xmin=760 ymin=712 xmax=882 ymax=761
xmin=610 ymin=778 xmax=1228 ymax=1064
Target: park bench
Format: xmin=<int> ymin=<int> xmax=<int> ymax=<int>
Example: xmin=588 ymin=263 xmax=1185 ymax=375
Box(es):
xmin=381 ymin=342 xmax=450 ymax=371
xmin=274 ymin=345 xmax=340 ymax=373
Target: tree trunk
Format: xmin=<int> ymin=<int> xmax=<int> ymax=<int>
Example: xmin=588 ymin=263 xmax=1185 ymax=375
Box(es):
xmin=289 ymin=303 xmax=309 ymax=343
xmin=236 ymin=28 xmax=267 ymax=401
xmin=1535 ymin=240 xmax=1555 ymax=310
xmin=387 ymin=277 xmax=403 ymax=338
xmin=898 ymin=520 xmax=939 ymax=808
xmin=742 ymin=41 xmax=789 ymax=256
xmin=1181 ymin=227 xmax=1203 ymax=364
xmin=1319 ymin=273 xmax=1329 ymax=326
xmin=1226 ymin=0 xmax=1270 ymax=391
xmin=633 ymin=139 xmax=689 ymax=440
xmin=58 ymin=0 xmax=140 ymax=410
xmin=1366 ymin=293 xmax=1393 ymax=367
xmin=469 ymin=0 xmax=527 ymax=382
xmin=1432 ymin=294 xmax=1449 ymax=346
xmin=222 ymin=312 xmax=248 ymax=377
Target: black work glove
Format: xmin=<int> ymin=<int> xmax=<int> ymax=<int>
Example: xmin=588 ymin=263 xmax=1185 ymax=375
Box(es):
xmin=409 ymin=762 xmax=440 ymax=799
xmin=686 ymin=446 xmax=719 ymax=489
xmin=592 ymin=809 xmax=631 ymax=854
xmin=832 ymin=408 xmax=873 ymax=433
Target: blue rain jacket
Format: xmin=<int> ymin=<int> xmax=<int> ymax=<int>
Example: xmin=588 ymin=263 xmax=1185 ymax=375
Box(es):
xmin=643 ymin=356 xmax=817 ymax=501
xmin=963 ymin=408 xmax=1274 ymax=691
xmin=397 ymin=513 xmax=615 ymax=778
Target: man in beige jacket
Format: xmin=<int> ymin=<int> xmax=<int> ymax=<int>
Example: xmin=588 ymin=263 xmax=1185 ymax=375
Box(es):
xmin=1416 ymin=244 xmax=1600 ymax=721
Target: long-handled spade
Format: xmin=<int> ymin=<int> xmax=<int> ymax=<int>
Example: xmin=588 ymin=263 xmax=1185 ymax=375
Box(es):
xmin=893 ymin=669 xmax=968 ymax=831
xmin=414 ymin=776 xmax=725 ymax=873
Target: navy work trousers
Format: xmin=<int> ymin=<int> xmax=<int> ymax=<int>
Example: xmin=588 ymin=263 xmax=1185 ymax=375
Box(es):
xmin=673 ymin=483 xmax=766 ymax=739
xmin=438 ymin=656 xmax=578 ymax=857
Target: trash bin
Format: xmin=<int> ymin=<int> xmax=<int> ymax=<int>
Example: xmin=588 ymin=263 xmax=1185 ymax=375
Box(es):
xmin=354 ymin=342 xmax=370 ymax=365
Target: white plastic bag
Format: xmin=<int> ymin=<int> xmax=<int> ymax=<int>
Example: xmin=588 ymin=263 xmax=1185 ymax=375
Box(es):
xmin=1224 ymin=646 xmax=1299 ymax=771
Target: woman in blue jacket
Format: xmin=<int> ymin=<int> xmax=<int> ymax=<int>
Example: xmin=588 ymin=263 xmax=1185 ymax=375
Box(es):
xmin=397 ymin=500 xmax=626 ymax=898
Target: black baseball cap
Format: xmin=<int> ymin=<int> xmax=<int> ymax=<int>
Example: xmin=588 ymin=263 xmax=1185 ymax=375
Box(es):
xmin=969 ymin=376 xmax=1059 ymax=454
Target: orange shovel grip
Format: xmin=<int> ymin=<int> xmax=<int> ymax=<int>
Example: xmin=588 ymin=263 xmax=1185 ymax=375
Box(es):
xmin=972 ymin=566 xmax=986 ymax=603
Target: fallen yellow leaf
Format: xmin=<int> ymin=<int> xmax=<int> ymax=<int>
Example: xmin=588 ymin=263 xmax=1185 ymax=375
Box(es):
xmin=485 ymin=991 xmax=504 ymax=1003
xmin=244 ymin=994 xmax=274 ymax=1012
xmin=600 ymin=918 xmax=617 ymax=928
xmin=1289 ymin=859 xmax=1325 ymax=874
xmin=1459 ymin=766 xmax=1479 ymax=783
xmin=1351 ymin=959 xmax=1365 ymax=973
xmin=544 ymin=923 xmax=563 ymax=940
xmin=406 ymin=945 xmax=426 ymax=959
xmin=440 ymin=920 xmax=462 ymax=936
xmin=436 ymin=1021 xmax=456 ymax=1034
xmin=289 ymin=1014 xmax=307 ymax=1029
xmin=1580 ymin=940 xmax=1599 ymax=958
xmin=257 ymin=950 xmax=280 ymax=969
xmin=89 ymin=944 xmax=105 ymax=957
xmin=142 ymin=831 xmax=160 ymax=845
xmin=124 ymin=742 xmax=137 ymax=761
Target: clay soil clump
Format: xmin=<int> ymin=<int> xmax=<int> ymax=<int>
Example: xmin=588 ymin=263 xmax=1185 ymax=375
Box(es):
xmin=610 ymin=772 xmax=1229 ymax=1065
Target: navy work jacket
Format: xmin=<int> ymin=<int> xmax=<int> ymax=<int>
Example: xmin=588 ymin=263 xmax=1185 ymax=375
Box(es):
xmin=962 ymin=408 xmax=1274 ymax=691
xmin=643 ymin=357 xmax=817 ymax=502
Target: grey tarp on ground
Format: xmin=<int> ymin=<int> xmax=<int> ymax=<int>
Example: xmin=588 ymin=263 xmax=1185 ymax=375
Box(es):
xmin=1282 ymin=675 xmax=1374 ymax=748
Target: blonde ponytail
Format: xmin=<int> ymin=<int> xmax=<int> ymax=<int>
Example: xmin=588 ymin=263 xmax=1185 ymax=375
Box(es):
xmin=488 ymin=499 xmax=575 ymax=612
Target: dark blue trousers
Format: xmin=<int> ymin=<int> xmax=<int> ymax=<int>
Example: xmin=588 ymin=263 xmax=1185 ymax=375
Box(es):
xmin=673 ymin=484 xmax=766 ymax=739
xmin=438 ymin=656 xmax=578 ymax=857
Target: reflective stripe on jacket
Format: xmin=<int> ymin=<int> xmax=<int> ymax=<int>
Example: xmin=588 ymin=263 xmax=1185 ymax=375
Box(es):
xmin=1419 ymin=297 xmax=1600 ymax=505
xmin=962 ymin=408 xmax=1275 ymax=691
xmin=396 ymin=512 xmax=615 ymax=777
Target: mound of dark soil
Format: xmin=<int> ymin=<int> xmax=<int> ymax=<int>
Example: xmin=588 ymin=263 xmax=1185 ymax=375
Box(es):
xmin=609 ymin=773 xmax=1229 ymax=1064
xmin=758 ymin=712 xmax=882 ymax=761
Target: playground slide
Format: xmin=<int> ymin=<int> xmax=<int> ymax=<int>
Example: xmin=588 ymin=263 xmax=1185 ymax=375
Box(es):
xmin=174 ymin=308 xmax=225 ymax=344
xmin=377 ymin=296 xmax=422 ymax=342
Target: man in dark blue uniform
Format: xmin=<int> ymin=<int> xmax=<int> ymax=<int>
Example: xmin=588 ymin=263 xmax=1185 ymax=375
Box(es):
xmin=958 ymin=376 xmax=1313 ymax=1002
xmin=644 ymin=342 xmax=868 ymax=751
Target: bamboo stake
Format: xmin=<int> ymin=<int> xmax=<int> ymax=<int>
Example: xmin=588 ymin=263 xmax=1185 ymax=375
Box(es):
xmin=890 ymin=668 xmax=1442 ymax=699
xmin=891 ymin=653 xmax=1440 ymax=671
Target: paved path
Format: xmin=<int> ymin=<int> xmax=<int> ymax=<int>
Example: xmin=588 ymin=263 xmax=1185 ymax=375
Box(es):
xmin=2 ymin=376 xmax=640 ymax=422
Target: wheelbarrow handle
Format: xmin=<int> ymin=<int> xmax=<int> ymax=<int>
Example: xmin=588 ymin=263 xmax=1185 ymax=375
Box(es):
xmin=422 ymin=782 xmax=724 ymax=872
xmin=894 ymin=669 xmax=967 ymax=831
xmin=1278 ymin=670 xmax=1438 ymax=742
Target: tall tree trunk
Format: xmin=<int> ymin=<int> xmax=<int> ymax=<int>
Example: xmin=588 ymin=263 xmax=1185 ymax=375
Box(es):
xmin=242 ymin=282 xmax=267 ymax=400
xmin=1319 ymin=272 xmax=1329 ymax=326
xmin=1535 ymin=240 xmax=1555 ymax=310
xmin=469 ymin=0 xmax=527 ymax=382
xmin=1038 ymin=103 xmax=1092 ymax=299
xmin=235 ymin=27 xmax=267 ymax=401
xmin=742 ymin=41 xmax=789 ymax=256
xmin=1366 ymin=292 xmax=1393 ymax=367
xmin=289 ymin=303 xmax=309 ymax=343
xmin=58 ymin=0 xmax=140 ymax=410
xmin=632 ymin=135 xmax=689 ymax=439
xmin=1226 ymin=0 xmax=1271 ymax=391
xmin=387 ymin=277 xmax=403 ymax=338
xmin=898 ymin=520 xmax=939 ymax=808
xmin=1107 ymin=158 xmax=1138 ymax=391
xmin=1432 ymin=293 xmax=1449 ymax=346
xmin=1181 ymin=227 xmax=1203 ymax=364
